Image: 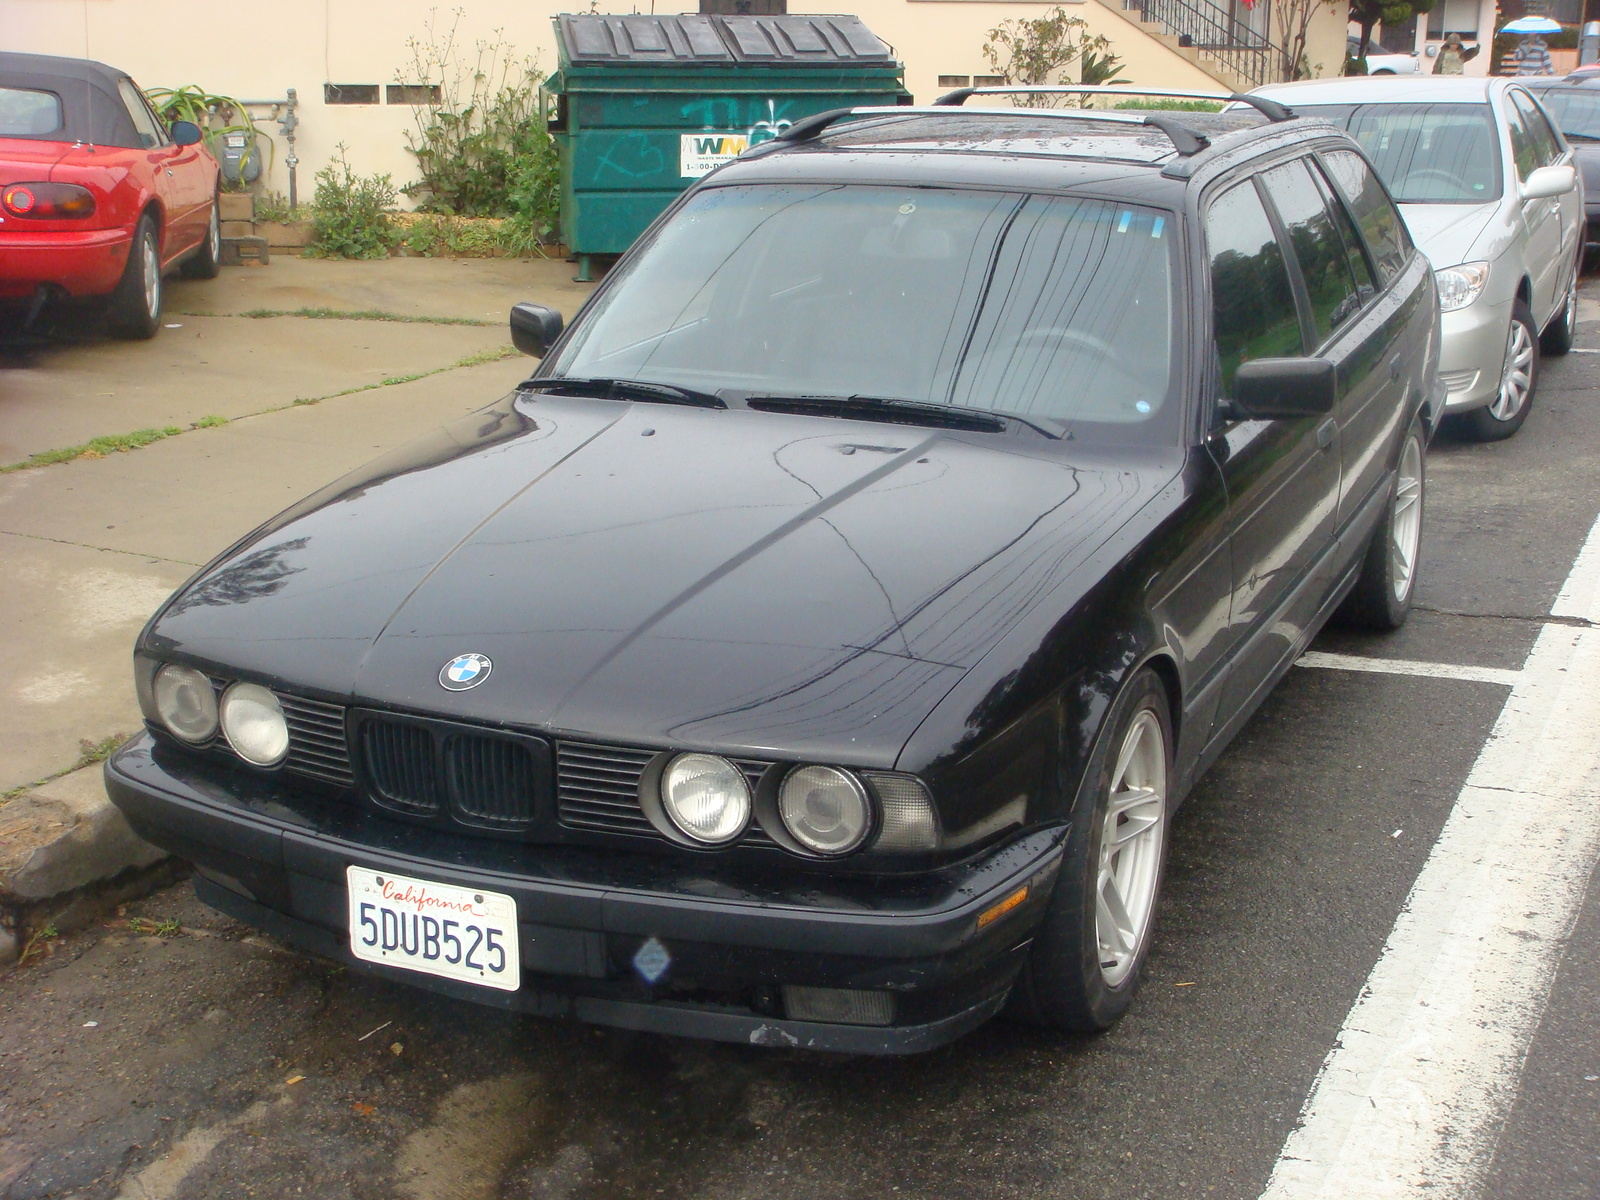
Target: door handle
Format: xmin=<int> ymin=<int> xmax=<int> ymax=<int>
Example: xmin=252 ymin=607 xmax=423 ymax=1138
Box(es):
xmin=1316 ymin=419 xmax=1337 ymax=452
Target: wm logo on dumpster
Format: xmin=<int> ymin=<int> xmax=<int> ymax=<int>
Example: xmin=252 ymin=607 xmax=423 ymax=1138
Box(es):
xmin=680 ymin=132 xmax=751 ymax=179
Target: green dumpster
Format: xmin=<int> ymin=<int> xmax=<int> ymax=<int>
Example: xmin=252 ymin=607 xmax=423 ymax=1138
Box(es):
xmin=545 ymin=13 xmax=911 ymax=280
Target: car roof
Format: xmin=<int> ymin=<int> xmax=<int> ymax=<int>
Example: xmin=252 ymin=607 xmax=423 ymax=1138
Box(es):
xmin=725 ymin=106 xmax=1347 ymax=203
xmin=1254 ymin=76 xmax=1502 ymax=106
xmin=0 ymin=51 xmax=141 ymax=146
xmin=1519 ymin=73 xmax=1600 ymax=91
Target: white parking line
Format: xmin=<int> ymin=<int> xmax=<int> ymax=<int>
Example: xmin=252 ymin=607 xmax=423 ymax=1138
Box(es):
xmin=1295 ymin=650 xmax=1521 ymax=686
xmin=1262 ymin=512 xmax=1600 ymax=1199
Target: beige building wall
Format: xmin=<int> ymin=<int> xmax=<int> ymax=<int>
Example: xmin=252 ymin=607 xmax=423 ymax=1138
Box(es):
xmin=1 ymin=0 xmax=1346 ymax=205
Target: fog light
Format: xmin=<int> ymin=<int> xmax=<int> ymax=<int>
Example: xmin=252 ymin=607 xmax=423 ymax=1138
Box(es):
xmin=660 ymin=753 xmax=750 ymax=844
xmin=219 ymin=682 xmax=290 ymax=766
xmin=782 ymin=985 xmax=895 ymax=1027
xmin=152 ymin=663 xmax=218 ymax=743
xmin=779 ymin=765 xmax=870 ymax=855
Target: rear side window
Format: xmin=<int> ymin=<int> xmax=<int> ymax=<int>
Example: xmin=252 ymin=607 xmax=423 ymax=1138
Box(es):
xmin=0 ymin=87 xmax=62 ymax=137
xmin=1206 ymin=180 xmax=1303 ymax=397
xmin=1319 ymin=149 xmax=1411 ymax=285
xmin=1260 ymin=159 xmax=1363 ymax=345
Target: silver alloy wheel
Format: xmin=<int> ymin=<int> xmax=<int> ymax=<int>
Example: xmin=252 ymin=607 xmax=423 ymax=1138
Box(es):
xmin=1096 ymin=707 xmax=1167 ymax=987
xmin=140 ymin=232 xmax=160 ymax=318
xmin=1561 ymin=271 xmax=1577 ymax=336
xmin=207 ymin=204 xmax=220 ymax=262
xmin=1390 ymin=434 xmax=1423 ymax=603
xmin=1489 ymin=317 xmax=1533 ymax=422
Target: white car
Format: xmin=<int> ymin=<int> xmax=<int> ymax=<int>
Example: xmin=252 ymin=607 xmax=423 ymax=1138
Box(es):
xmin=1255 ymin=76 xmax=1585 ymax=440
xmin=1349 ymin=38 xmax=1422 ymax=75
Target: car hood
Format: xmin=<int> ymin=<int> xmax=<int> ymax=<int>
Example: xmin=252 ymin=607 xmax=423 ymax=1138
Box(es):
xmin=146 ymin=394 xmax=1178 ymax=763
xmin=1400 ymin=200 xmax=1504 ymax=268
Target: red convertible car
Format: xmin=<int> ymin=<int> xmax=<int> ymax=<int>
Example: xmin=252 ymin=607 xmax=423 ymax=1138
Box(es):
xmin=0 ymin=52 xmax=220 ymax=339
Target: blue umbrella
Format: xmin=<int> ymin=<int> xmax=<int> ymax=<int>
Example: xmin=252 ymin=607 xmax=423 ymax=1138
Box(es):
xmin=1501 ymin=16 xmax=1564 ymax=33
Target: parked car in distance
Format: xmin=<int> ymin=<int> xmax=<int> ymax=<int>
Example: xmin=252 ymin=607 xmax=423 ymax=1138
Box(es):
xmin=106 ymin=90 xmax=1440 ymax=1054
xmin=0 ymin=52 xmax=221 ymax=338
xmin=1519 ymin=73 xmax=1600 ymax=263
xmin=1348 ymin=36 xmax=1423 ymax=74
xmin=1256 ymin=76 xmax=1584 ymax=441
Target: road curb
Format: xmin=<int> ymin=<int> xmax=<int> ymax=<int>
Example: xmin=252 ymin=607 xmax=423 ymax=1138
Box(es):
xmin=0 ymin=764 xmax=174 ymax=963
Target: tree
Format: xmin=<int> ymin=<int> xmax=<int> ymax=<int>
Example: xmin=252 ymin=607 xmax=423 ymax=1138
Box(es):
xmin=983 ymin=7 xmax=1118 ymax=107
xmin=1348 ymin=0 xmax=1437 ymax=60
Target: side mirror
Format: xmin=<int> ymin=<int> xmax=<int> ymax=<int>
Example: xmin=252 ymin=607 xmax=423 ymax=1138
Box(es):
xmin=1521 ymin=163 xmax=1576 ymax=201
xmin=1230 ymin=357 xmax=1337 ymax=419
xmin=169 ymin=120 xmax=203 ymax=147
xmin=509 ymin=302 xmax=564 ymax=358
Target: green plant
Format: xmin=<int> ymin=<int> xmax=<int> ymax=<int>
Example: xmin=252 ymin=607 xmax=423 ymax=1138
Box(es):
xmin=307 ymin=145 xmax=399 ymax=260
xmin=253 ymin=191 xmax=296 ymax=224
xmin=1078 ymin=47 xmax=1127 ymax=89
xmin=1113 ymin=98 xmax=1225 ymax=111
xmin=17 ymin=923 xmax=59 ymax=966
xmin=145 ymin=85 xmax=272 ymax=189
xmin=983 ymin=8 xmax=1113 ymax=107
xmin=399 ymin=14 xmax=558 ymax=228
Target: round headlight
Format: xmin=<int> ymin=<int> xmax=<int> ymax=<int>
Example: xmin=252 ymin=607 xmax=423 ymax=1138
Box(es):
xmin=153 ymin=664 xmax=218 ymax=744
xmin=219 ymin=682 xmax=290 ymax=766
xmin=660 ymin=753 xmax=751 ymax=844
xmin=779 ymin=766 xmax=871 ymax=855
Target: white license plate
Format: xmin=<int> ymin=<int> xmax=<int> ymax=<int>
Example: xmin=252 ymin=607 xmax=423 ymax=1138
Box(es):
xmin=346 ymin=866 xmax=520 ymax=992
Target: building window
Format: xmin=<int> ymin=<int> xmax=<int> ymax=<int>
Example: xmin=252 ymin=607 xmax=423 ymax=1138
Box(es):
xmin=938 ymin=75 xmax=972 ymax=87
xmin=387 ymin=84 xmax=442 ymax=105
xmin=324 ymin=84 xmax=380 ymax=105
xmin=974 ymin=75 xmax=1005 ymax=86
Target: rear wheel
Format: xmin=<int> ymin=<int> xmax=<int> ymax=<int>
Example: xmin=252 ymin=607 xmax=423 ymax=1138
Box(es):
xmin=108 ymin=214 xmax=162 ymax=339
xmin=1459 ymin=299 xmax=1537 ymax=442
xmin=180 ymin=195 xmax=221 ymax=280
xmin=1338 ymin=416 xmax=1425 ymax=630
xmin=1008 ymin=669 xmax=1171 ymax=1033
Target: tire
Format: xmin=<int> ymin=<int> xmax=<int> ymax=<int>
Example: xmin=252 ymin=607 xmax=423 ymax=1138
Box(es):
xmin=108 ymin=214 xmax=162 ymax=339
xmin=1539 ymin=259 xmax=1578 ymax=356
xmin=1337 ymin=416 xmax=1425 ymax=631
xmin=1008 ymin=668 xmax=1172 ymax=1033
xmin=180 ymin=195 xmax=221 ymax=280
xmin=1459 ymin=299 xmax=1537 ymax=442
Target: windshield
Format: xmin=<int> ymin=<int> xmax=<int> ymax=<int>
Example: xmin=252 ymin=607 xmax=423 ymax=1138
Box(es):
xmin=547 ymin=184 xmax=1180 ymax=441
xmin=1292 ymin=103 xmax=1503 ymax=203
xmin=1528 ymin=88 xmax=1600 ymax=139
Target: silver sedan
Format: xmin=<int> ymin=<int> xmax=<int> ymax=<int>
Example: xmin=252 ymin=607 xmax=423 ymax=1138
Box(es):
xmin=1254 ymin=76 xmax=1584 ymax=440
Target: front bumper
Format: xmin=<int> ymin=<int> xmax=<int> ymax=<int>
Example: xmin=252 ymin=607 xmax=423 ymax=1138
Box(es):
xmin=105 ymin=734 xmax=1063 ymax=1054
xmin=0 ymin=227 xmax=131 ymax=300
xmin=1438 ymin=297 xmax=1512 ymax=414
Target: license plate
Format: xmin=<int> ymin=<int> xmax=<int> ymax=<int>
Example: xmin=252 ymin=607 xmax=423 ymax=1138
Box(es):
xmin=346 ymin=866 xmax=520 ymax=991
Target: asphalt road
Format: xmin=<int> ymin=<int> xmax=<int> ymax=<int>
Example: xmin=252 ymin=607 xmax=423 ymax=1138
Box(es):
xmin=1 ymin=272 xmax=1596 ymax=1200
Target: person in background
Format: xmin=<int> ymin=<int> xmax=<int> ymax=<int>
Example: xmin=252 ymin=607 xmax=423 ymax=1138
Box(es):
xmin=1433 ymin=31 xmax=1477 ymax=74
xmin=1513 ymin=33 xmax=1555 ymax=75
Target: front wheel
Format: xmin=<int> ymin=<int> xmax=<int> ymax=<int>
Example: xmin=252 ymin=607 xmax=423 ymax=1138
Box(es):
xmin=1338 ymin=416 xmax=1425 ymax=630
xmin=180 ymin=195 xmax=221 ymax=280
xmin=1459 ymin=300 xmax=1537 ymax=441
xmin=1008 ymin=669 xmax=1172 ymax=1033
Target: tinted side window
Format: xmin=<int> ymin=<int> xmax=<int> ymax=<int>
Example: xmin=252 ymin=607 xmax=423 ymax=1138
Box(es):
xmin=1260 ymin=159 xmax=1362 ymax=344
xmin=1311 ymin=161 xmax=1376 ymax=302
xmin=1206 ymin=180 xmax=1303 ymax=397
xmin=1319 ymin=148 xmax=1410 ymax=285
xmin=1504 ymin=99 xmax=1542 ymax=182
xmin=1511 ymin=90 xmax=1561 ymax=164
xmin=117 ymin=79 xmax=165 ymax=149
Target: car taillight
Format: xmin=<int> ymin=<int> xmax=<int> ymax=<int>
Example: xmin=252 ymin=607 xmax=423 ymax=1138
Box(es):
xmin=2 ymin=182 xmax=96 ymax=219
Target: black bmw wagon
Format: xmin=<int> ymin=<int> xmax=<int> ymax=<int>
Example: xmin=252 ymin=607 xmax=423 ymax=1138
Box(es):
xmin=107 ymin=89 xmax=1441 ymax=1053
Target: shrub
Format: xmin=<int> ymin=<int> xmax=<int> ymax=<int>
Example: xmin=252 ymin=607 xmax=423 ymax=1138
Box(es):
xmin=307 ymin=146 xmax=399 ymax=259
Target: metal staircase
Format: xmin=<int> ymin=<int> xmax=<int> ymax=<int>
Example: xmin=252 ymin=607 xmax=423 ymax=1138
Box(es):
xmin=1121 ymin=0 xmax=1291 ymax=89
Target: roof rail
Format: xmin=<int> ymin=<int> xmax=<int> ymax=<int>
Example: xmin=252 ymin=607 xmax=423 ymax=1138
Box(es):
xmin=931 ymin=85 xmax=1296 ymax=123
xmin=771 ymin=103 xmax=1222 ymax=158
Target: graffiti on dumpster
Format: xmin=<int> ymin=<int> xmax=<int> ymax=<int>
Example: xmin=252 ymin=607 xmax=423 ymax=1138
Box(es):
xmin=679 ymin=99 xmax=794 ymax=178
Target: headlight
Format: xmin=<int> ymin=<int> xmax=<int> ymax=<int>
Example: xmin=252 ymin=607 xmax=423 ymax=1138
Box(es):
xmin=1435 ymin=262 xmax=1490 ymax=313
xmin=219 ymin=682 xmax=289 ymax=766
xmin=660 ymin=753 xmax=750 ymax=844
xmin=152 ymin=664 xmax=218 ymax=743
xmin=779 ymin=765 xmax=871 ymax=855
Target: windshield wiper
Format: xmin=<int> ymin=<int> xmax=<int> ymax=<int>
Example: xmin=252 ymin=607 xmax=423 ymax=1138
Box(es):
xmin=523 ymin=376 xmax=726 ymax=408
xmin=745 ymin=394 xmax=1061 ymax=438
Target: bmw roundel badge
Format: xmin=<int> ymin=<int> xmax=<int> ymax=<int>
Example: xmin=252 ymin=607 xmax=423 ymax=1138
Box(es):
xmin=439 ymin=653 xmax=492 ymax=691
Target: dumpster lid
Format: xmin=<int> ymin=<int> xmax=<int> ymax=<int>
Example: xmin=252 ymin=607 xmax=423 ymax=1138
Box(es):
xmin=554 ymin=13 xmax=896 ymax=66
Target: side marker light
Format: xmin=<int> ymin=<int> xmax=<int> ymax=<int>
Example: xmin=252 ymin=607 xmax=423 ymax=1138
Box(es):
xmin=977 ymin=885 xmax=1029 ymax=929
